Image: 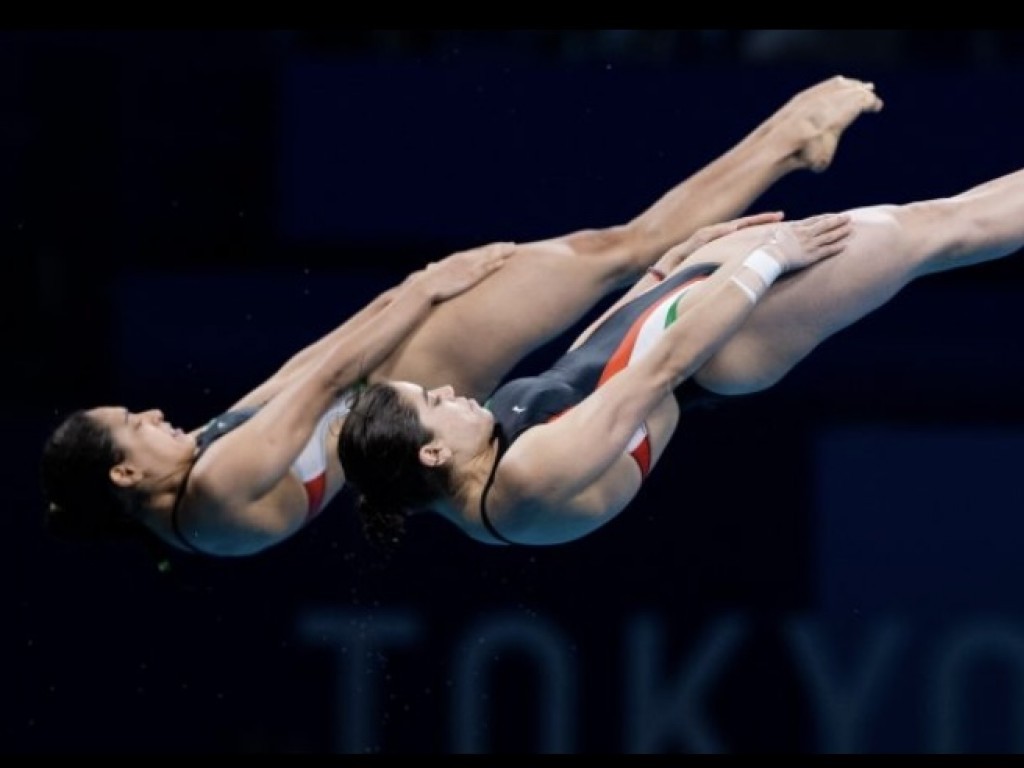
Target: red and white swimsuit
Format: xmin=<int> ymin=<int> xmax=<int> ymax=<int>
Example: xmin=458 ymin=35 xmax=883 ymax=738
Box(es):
xmin=289 ymin=395 xmax=355 ymax=520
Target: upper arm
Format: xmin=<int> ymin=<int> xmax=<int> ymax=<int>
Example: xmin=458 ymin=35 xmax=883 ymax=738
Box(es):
xmin=518 ymin=359 xmax=670 ymax=494
xmin=186 ymin=471 xmax=310 ymax=556
xmin=196 ymin=279 xmax=443 ymax=505
xmin=195 ymin=370 xmax=347 ymax=509
xmin=490 ymin=363 xmax=669 ymax=541
xmin=495 ymin=444 xmax=643 ymax=546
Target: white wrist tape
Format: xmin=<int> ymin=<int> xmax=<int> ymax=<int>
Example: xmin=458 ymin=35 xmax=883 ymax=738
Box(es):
xmin=741 ymin=247 xmax=783 ymax=287
xmin=729 ymin=275 xmax=759 ymax=304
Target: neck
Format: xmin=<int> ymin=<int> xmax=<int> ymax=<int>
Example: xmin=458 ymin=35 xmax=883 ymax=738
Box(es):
xmin=137 ymin=462 xmax=193 ymax=532
xmin=451 ymin=434 xmax=503 ymax=513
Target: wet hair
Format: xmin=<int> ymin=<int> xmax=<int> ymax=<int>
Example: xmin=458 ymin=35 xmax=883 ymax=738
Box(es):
xmin=40 ymin=409 xmax=150 ymax=547
xmin=338 ymin=382 xmax=458 ymax=554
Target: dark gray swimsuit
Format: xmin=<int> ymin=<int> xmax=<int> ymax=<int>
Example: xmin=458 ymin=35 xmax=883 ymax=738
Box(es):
xmin=479 ymin=262 xmax=725 ymax=545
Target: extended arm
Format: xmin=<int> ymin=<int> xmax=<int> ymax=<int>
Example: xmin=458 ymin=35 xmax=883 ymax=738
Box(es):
xmin=195 ymin=245 xmax=513 ymax=513
xmin=223 ymin=287 xmax=397 ymax=413
xmin=569 ymin=212 xmax=786 ymax=351
xmin=225 ymin=242 xmax=515 ymax=412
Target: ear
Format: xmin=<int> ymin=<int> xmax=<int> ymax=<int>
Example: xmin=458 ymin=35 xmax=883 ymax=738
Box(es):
xmin=109 ymin=463 xmax=140 ymax=490
xmin=418 ymin=441 xmax=452 ymax=469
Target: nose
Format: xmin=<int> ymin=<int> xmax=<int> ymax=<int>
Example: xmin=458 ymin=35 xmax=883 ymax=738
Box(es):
xmin=145 ymin=408 xmax=164 ymax=423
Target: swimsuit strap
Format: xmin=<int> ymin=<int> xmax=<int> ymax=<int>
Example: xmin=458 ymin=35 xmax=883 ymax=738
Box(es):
xmin=169 ymin=452 xmax=210 ymax=555
xmin=479 ymin=424 xmax=516 ymax=545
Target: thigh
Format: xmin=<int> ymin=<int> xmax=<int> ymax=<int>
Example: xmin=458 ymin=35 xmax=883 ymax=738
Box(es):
xmin=375 ymin=237 xmax=627 ymax=400
xmin=695 ymin=205 xmax=916 ymax=394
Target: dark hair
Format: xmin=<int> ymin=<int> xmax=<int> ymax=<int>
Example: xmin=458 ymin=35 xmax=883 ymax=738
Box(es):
xmin=338 ymin=382 xmax=458 ymax=553
xmin=40 ymin=410 xmax=149 ymax=545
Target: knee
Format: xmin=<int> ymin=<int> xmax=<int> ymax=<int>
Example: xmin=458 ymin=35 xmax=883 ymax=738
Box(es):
xmin=848 ymin=204 xmax=922 ymax=263
xmin=562 ymin=224 xmax=645 ymax=284
xmin=887 ymin=197 xmax=976 ymax=265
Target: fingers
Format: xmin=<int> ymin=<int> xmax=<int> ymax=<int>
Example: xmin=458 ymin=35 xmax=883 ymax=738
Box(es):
xmin=486 ymin=245 xmax=516 ymax=271
xmin=796 ymin=215 xmax=849 ymax=237
xmin=798 ymin=212 xmax=849 ymax=229
xmin=467 ymin=242 xmax=516 ymax=274
xmin=485 ymin=252 xmax=512 ymax=272
xmin=796 ymin=213 xmax=854 ymax=257
xmin=730 ymin=211 xmax=785 ymax=230
xmin=820 ymin=226 xmax=853 ymax=258
xmin=768 ymin=211 xmax=856 ymax=268
xmin=446 ymin=240 xmax=517 ymax=264
xmin=695 ymin=212 xmax=787 ymax=252
xmin=792 ymin=213 xmax=851 ymax=242
xmin=478 ymin=241 xmax=516 ymax=260
xmin=422 ymin=240 xmax=518 ymax=299
xmin=481 ymin=241 xmax=516 ymax=258
xmin=436 ymin=241 xmax=516 ymax=280
xmin=815 ymin=223 xmax=853 ymax=257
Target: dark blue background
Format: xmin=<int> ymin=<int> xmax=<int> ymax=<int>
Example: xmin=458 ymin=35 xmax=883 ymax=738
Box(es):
xmin=8 ymin=30 xmax=1024 ymax=754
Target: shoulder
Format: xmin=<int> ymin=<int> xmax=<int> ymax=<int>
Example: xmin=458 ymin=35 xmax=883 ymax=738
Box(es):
xmin=480 ymin=440 xmax=552 ymax=523
xmin=496 ymin=434 xmax=567 ymax=504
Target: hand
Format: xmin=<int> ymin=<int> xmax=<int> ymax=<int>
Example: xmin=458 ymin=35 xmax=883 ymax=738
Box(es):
xmin=409 ymin=241 xmax=516 ymax=303
xmin=655 ymin=212 xmax=785 ymax=275
xmin=763 ymin=213 xmax=853 ymax=272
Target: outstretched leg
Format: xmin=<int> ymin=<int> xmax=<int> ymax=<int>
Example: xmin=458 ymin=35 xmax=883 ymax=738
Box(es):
xmin=376 ymin=76 xmax=883 ymax=401
xmin=688 ymin=166 xmax=1024 ymax=394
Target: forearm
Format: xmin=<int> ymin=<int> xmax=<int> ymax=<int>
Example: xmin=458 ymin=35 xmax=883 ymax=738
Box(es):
xmin=274 ymin=286 xmax=400 ymax=379
xmin=585 ymin=215 xmax=783 ymax=355
xmin=217 ymin=283 xmax=439 ymax=497
xmin=223 ymin=286 xmax=401 ymax=412
xmin=658 ymin=269 xmax=763 ymax=390
xmin=278 ymin=241 xmax=511 ymax=380
xmin=313 ymin=283 xmax=437 ymax=394
xmin=554 ymin=252 xmax=774 ymax=471
xmin=647 ymin=239 xmax=790 ymax=391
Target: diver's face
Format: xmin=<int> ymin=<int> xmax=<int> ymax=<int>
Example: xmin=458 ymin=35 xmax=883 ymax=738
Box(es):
xmin=89 ymin=406 xmax=195 ymax=487
xmin=393 ymin=382 xmax=494 ymax=464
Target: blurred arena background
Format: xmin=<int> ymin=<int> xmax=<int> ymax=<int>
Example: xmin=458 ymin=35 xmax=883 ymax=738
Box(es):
xmin=7 ymin=29 xmax=1024 ymax=754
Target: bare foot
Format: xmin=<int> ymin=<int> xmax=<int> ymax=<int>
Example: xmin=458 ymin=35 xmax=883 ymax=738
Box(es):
xmin=771 ymin=75 xmax=885 ymax=173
